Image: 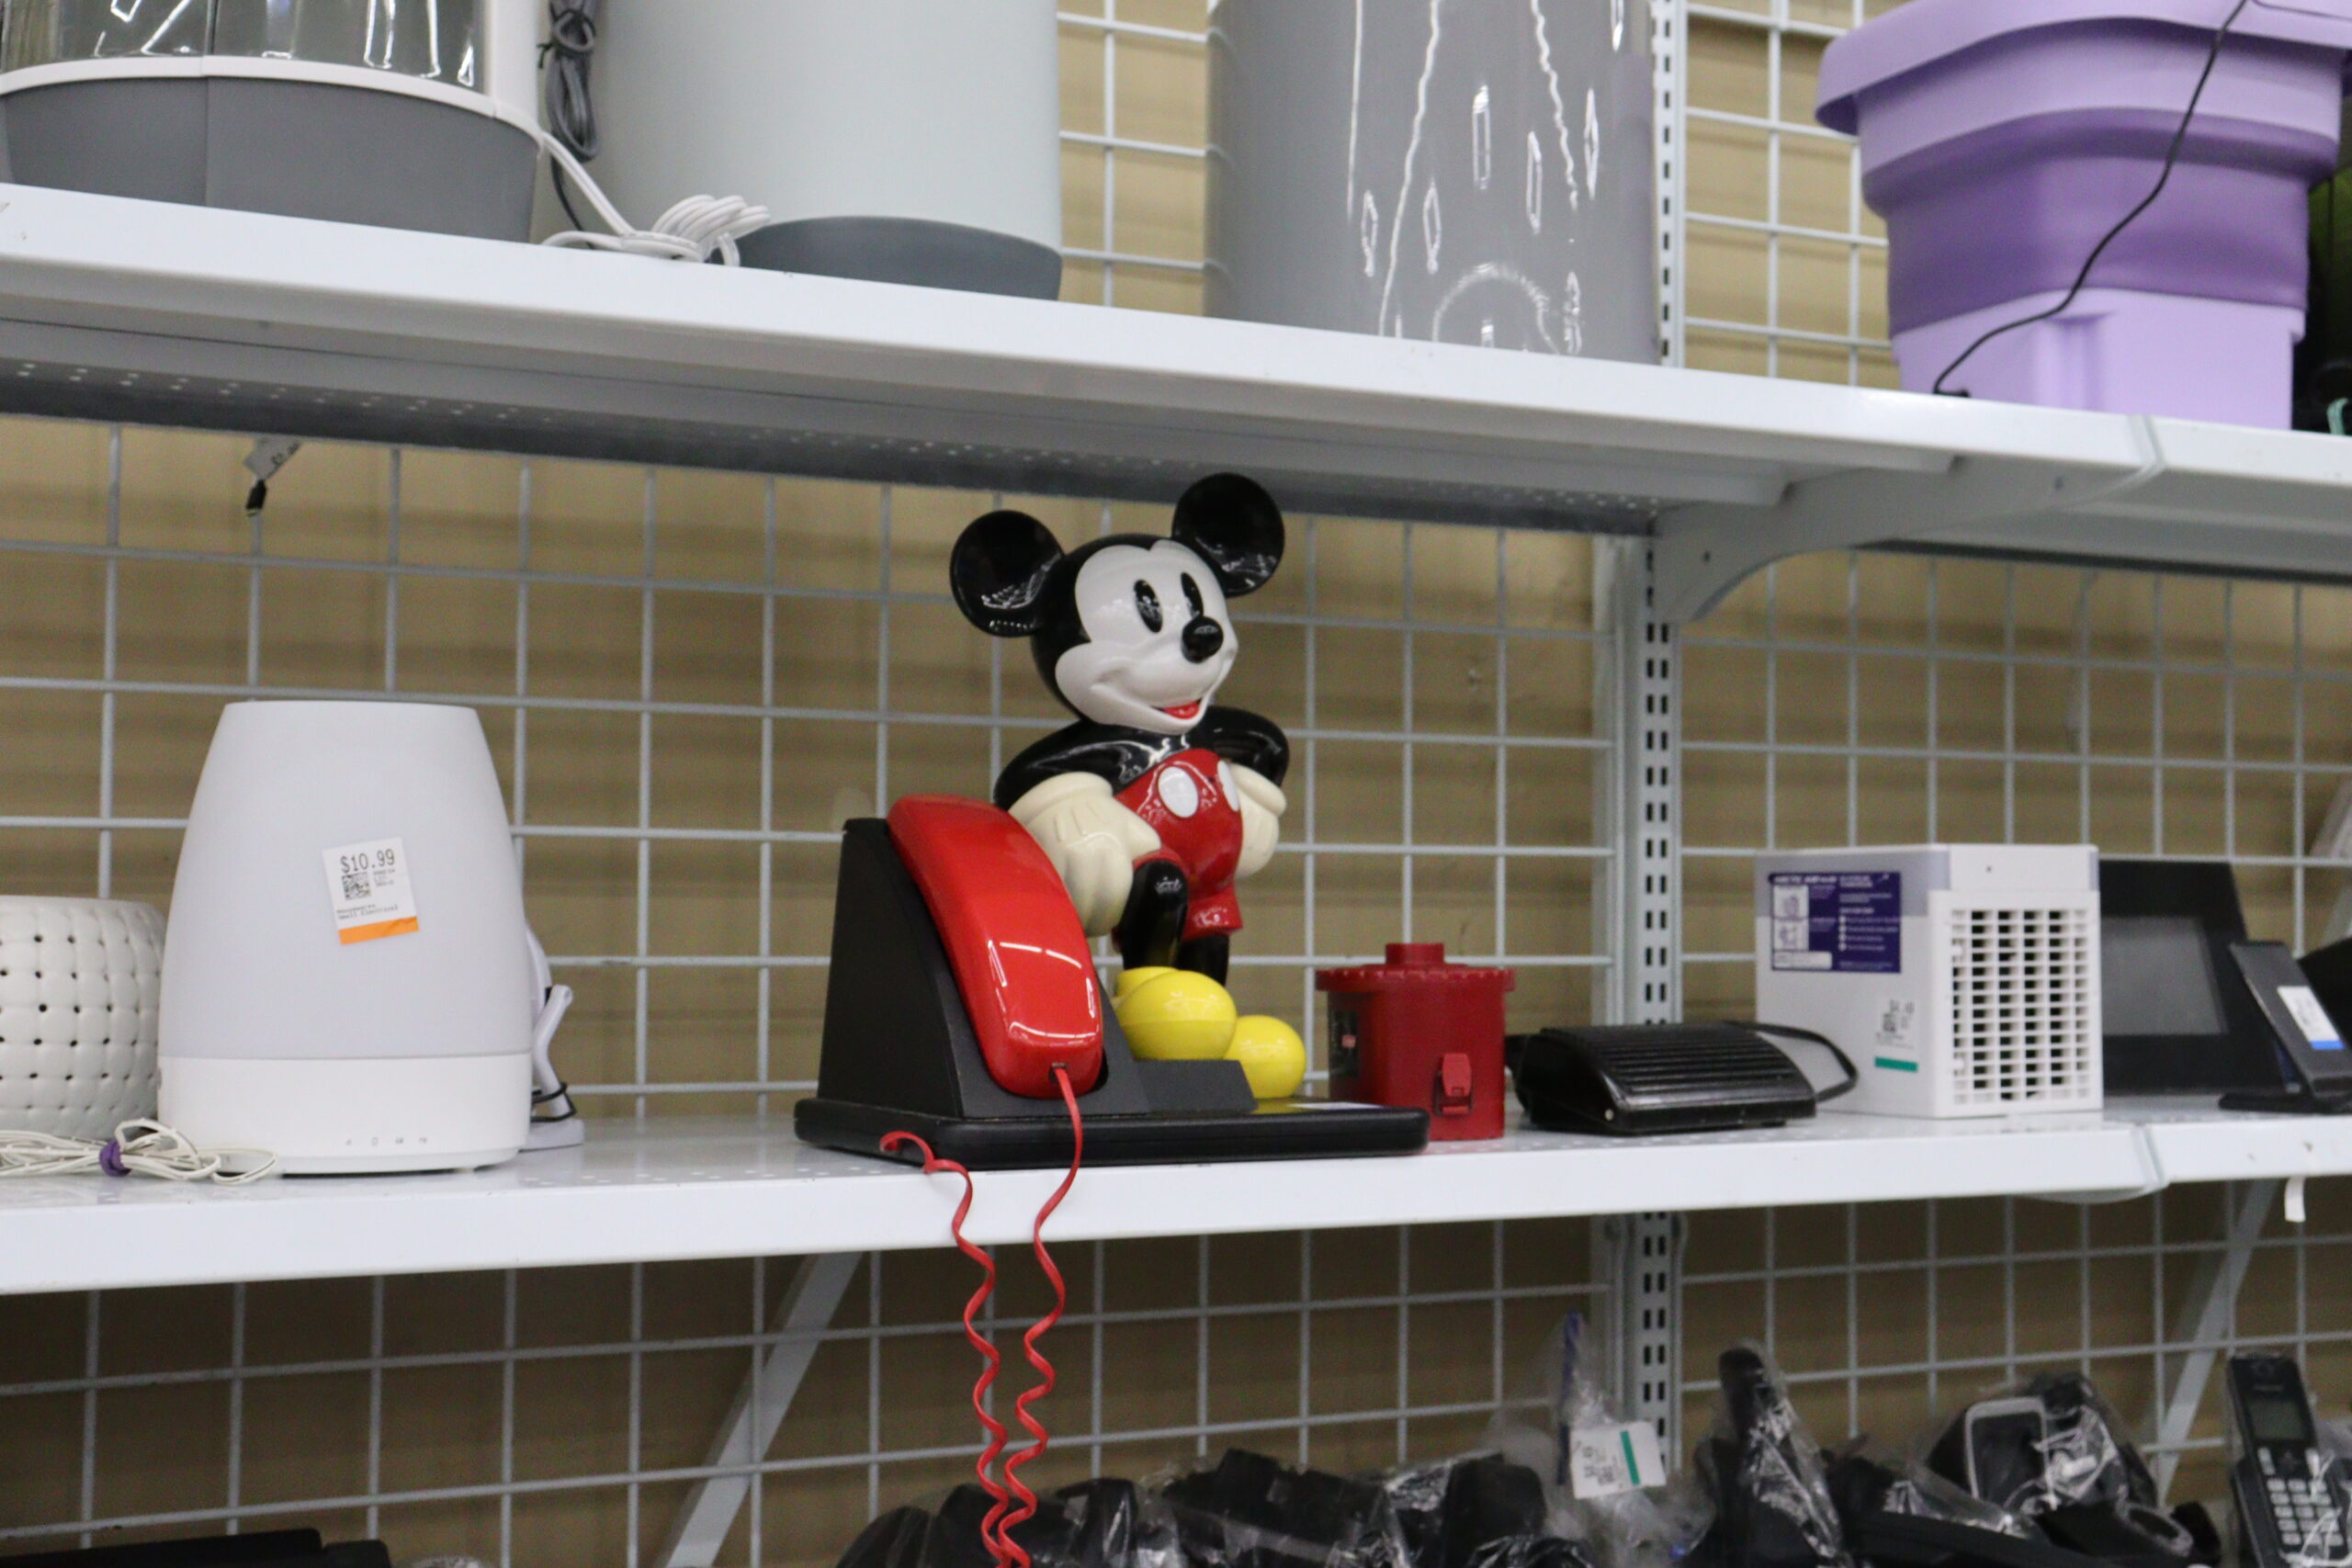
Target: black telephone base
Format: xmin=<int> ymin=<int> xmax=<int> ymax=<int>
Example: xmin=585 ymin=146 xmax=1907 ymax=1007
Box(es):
xmin=2218 ymin=1089 xmax=2352 ymax=1115
xmin=800 ymin=819 xmax=1430 ymax=1170
xmin=796 ymin=1098 xmax=1431 ymax=1169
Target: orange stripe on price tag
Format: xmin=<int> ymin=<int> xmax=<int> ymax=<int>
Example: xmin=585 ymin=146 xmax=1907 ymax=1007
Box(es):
xmin=339 ymin=916 xmax=421 ymax=946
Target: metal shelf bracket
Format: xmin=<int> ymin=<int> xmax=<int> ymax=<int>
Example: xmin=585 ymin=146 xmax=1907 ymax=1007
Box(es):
xmin=1651 ymin=418 xmax=2170 ymax=625
xmin=659 ymin=1251 xmax=863 ymax=1568
xmin=2152 ymin=1179 xmax=2281 ymax=1499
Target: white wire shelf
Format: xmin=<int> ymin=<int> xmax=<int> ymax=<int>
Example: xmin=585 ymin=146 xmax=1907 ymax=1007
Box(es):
xmin=0 ymin=1100 xmax=2340 ymax=1296
xmin=3 ymin=184 xmax=2348 ymax=606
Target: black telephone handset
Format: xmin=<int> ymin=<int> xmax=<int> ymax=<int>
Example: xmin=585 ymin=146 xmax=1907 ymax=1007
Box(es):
xmin=2223 ymin=944 xmax=2352 ymax=1114
xmin=2228 ymin=1353 xmax=2349 ymax=1568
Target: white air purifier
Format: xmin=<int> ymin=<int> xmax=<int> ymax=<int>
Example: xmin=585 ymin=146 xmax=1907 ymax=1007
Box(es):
xmin=1754 ymin=844 xmax=2102 ymax=1120
xmin=160 ymin=701 xmax=535 ymax=1173
xmin=0 ymin=0 xmax=543 ymax=239
xmin=0 ymin=897 xmax=164 ymax=1139
xmin=588 ymin=0 xmax=1065 ymax=297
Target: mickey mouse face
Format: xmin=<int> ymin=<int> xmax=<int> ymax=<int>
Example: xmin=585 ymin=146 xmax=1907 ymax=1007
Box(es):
xmin=1057 ymin=539 xmax=1238 ymax=733
xmin=949 ymin=473 xmax=1285 ymax=734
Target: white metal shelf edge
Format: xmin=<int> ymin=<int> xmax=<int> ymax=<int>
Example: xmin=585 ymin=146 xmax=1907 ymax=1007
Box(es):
xmin=0 ymin=1105 xmax=2336 ymax=1296
xmin=0 ymin=182 xmax=2185 ymax=529
xmin=0 ymin=186 xmax=2342 ymax=584
xmin=2124 ymin=1106 xmax=2352 ymax=1185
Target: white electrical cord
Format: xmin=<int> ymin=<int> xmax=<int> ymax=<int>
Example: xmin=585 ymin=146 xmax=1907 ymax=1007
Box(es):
xmin=0 ymin=1119 xmax=278 ymax=1184
xmin=524 ymin=924 xmax=582 ymax=1151
xmin=536 ymin=134 xmax=771 ymax=265
xmin=526 ymin=0 xmax=768 ymax=265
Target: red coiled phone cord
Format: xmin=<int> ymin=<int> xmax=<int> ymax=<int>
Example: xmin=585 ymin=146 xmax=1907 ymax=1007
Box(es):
xmin=877 ymin=1131 xmax=1011 ymax=1525
xmin=988 ymin=1065 xmax=1084 ymax=1568
xmin=887 ymin=1064 xmax=1085 ymax=1568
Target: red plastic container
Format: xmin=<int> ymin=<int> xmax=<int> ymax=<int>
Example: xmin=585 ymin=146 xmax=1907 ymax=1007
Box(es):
xmin=1317 ymin=943 xmax=1516 ymax=1141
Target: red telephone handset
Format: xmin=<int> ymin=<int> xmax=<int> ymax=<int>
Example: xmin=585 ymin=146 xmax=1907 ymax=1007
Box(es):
xmin=888 ymin=795 xmax=1105 ymax=1099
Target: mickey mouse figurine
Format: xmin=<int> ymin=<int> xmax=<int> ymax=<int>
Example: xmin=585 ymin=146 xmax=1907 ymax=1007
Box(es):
xmin=950 ymin=473 xmax=1289 ymax=987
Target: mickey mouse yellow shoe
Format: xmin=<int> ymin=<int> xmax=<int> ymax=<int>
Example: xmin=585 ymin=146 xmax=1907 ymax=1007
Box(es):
xmin=1114 ymin=969 xmax=1238 ymax=1060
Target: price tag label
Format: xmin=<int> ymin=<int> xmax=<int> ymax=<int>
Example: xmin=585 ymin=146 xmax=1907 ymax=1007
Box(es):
xmin=322 ymin=837 xmax=419 ymax=945
xmin=2281 ymin=986 xmax=2345 ymax=1051
xmin=1568 ymin=1421 xmax=1665 ymax=1499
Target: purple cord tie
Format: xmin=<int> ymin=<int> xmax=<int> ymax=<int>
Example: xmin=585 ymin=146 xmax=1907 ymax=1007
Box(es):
xmin=96 ymin=1140 xmax=128 ymax=1177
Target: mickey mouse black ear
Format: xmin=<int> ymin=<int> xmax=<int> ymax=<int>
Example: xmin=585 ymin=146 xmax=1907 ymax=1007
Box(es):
xmin=1170 ymin=473 xmax=1285 ymax=598
xmin=951 ymin=510 xmax=1066 ymax=637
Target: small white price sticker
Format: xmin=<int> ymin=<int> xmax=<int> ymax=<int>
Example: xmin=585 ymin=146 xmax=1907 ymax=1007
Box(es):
xmin=1567 ymin=1421 xmax=1665 ymax=1499
xmin=322 ymin=837 xmax=419 ymax=945
xmin=2282 ymin=986 xmax=2346 ymax=1051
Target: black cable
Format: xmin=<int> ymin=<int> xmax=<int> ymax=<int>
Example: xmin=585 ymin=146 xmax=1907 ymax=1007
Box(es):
xmin=538 ymin=0 xmax=600 ymax=233
xmin=539 ymin=0 xmax=602 ymax=160
xmin=1740 ymin=1021 xmax=1861 ymax=1103
xmin=530 ymin=1081 xmax=580 ymax=1122
xmin=548 ymin=159 xmax=590 ymax=234
xmin=1931 ymin=0 xmax=2254 ymax=398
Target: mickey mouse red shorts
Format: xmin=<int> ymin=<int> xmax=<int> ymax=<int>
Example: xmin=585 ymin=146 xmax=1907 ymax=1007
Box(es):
xmin=1116 ymin=747 xmax=1246 ymax=941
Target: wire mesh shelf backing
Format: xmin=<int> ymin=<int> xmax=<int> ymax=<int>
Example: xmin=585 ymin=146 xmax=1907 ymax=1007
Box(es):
xmin=1677 ymin=0 xmax=1900 ymax=381
xmin=2 ymin=3 xmax=2349 ymax=1566
xmin=0 ymin=407 xmax=1611 ymax=1563
xmin=1680 ymin=546 xmax=2352 ymax=1510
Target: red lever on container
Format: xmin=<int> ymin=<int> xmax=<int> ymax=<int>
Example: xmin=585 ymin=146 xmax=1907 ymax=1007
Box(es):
xmin=1436 ymin=1054 xmax=1476 ymax=1117
xmin=888 ymin=795 xmax=1105 ymax=1099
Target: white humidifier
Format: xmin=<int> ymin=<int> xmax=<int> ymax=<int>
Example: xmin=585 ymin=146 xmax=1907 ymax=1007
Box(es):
xmin=160 ymin=701 xmax=535 ymax=1174
xmin=0 ymin=0 xmax=544 ymax=240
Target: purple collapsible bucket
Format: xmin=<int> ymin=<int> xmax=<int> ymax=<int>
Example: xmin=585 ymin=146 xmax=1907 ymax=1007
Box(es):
xmin=1818 ymin=0 xmax=2352 ymax=426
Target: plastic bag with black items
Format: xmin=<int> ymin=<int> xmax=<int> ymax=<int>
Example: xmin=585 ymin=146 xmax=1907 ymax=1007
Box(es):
xmin=1820 ymin=1438 xmax=2132 ymax=1568
xmin=1467 ymin=1316 xmax=1712 ymax=1568
xmin=1160 ymin=1450 xmax=1413 ymax=1568
xmin=0 ymin=1533 xmax=391 ymax=1566
xmin=1379 ymin=1453 xmax=1596 ymax=1568
xmin=833 ymin=1479 xmax=1181 ymax=1568
xmin=1824 ymin=1440 xmax=2037 ymax=1540
xmin=1477 ymin=1312 xmax=1712 ymax=1568
xmin=1688 ymin=1346 xmax=1854 ymax=1568
xmin=1924 ymin=1373 xmax=2206 ymax=1568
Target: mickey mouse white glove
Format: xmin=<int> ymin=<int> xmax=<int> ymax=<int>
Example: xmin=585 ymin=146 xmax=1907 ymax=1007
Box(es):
xmin=1007 ymin=773 xmax=1163 ymax=937
xmin=1227 ymin=764 xmax=1288 ymax=882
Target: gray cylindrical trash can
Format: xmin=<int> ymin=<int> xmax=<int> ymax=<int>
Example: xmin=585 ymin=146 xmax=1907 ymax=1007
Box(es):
xmin=0 ymin=0 xmax=541 ymax=242
xmin=592 ymin=0 xmax=1065 ymax=299
xmin=1209 ymin=0 xmax=1657 ymax=363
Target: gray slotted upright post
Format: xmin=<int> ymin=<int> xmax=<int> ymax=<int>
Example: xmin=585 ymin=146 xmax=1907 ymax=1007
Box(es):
xmin=1598 ymin=537 xmax=1688 ymax=1462
xmin=1603 ymin=1213 xmax=1687 ymax=1458
xmin=1653 ymin=0 xmax=1686 ymax=368
xmin=1605 ymin=2 xmax=1693 ymax=1450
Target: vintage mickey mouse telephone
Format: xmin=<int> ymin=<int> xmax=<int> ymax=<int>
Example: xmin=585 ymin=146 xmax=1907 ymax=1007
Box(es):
xmin=956 ymin=471 xmax=1289 ymax=985
xmin=792 ymin=475 xmax=1427 ymax=1171
xmin=795 ymin=480 xmax=1428 ymax=1568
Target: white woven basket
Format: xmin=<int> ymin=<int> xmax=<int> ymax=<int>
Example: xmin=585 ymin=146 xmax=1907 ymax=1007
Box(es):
xmin=0 ymin=897 xmax=164 ymax=1140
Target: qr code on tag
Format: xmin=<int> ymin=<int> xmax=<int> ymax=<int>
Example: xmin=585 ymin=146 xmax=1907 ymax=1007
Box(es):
xmin=322 ymin=836 xmax=419 ymax=945
xmin=1570 ymin=1446 xmax=1622 ymax=1497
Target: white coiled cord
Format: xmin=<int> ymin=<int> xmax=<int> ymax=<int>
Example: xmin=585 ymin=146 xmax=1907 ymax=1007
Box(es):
xmin=526 ymin=0 xmax=769 ymax=265
xmin=0 ymin=1119 xmax=277 ymax=1185
xmin=536 ymin=134 xmax=771 ymax=265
